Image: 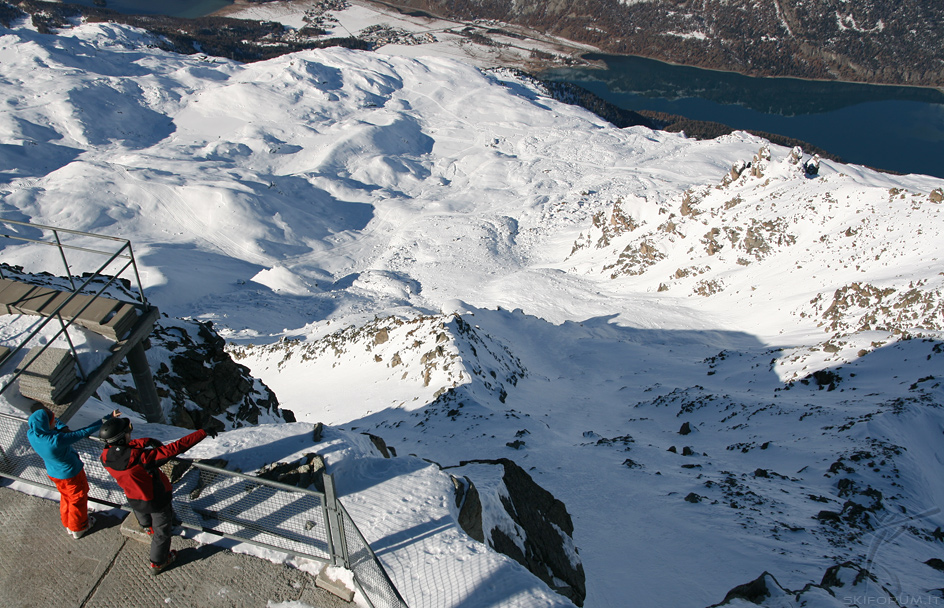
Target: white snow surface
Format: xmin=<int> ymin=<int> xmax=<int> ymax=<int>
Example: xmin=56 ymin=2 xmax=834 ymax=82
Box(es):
xmin=1 ymin=13 xmax=944 ymax=608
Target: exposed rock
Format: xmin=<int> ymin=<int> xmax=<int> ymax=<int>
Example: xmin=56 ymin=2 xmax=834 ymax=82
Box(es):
xmin=809 ymin=282 xmax=944 ymax=334
xmin=680 ymin=190 xmax=697 ymax=216
xmin=805 ymin=154 xmax=820 ymax=176
xmin=606 ymin=239 xmax=667 ymax=278
xmin=709 ymin=562 xmax=902 ymax=607
xmin=714 ymin=571 xmax=777 ymax=604
xmin=789 ymin=146 xmax=803 ymax=165
xmin=447 ymin=458 xmax=586 ymax=606
xmin=104 ymin=317 xmax=286 ymax=429
xmin=230 ymin=313 xmax=525 ymax=411
xmin=721 ymin=160 xmax=747 ymax=186
xmin=451 ymin=474 xmax=484 ymax=542
xmin=257 ymin=453 xmax=326 ymax=492
xmin=364 ymin=432 xmax=394 ymax=457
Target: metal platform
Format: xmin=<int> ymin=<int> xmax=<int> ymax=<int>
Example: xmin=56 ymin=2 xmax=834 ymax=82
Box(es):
xmin=0 ymin=484 xmax=352 ymax=608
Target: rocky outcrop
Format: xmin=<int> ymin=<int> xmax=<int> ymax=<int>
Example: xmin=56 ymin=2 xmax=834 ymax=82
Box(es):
xmin=257 ymin=452 xmax=327 ymax=492
xmin=809 ymin=282 xmax=944 ymax=334
xmin=229 ymin=312 xmax=526 ymax=411
xmin=451 ymin=474 xmax=484 ymax=543
xmin=104 ymin=317 xmax=291 ymax=429
xmin=447 ymin=458 xmax=586 ymax=606
xmin=708 ymin=562 xmax=902 ymax=607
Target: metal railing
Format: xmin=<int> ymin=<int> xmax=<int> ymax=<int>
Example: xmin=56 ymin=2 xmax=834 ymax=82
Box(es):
xmin=0 ymin=412 xmax=409 ymax=608
xmin=0 ymin=219 xmax=147 ymax=300
xmin=0 ymin=219 xmax=150 ymax=403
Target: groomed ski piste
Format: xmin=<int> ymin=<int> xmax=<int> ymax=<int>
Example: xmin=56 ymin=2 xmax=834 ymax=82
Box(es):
xmin=1 ymin=10 xmax=944 ymax=608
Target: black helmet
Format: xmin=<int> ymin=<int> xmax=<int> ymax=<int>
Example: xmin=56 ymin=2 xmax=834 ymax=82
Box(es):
xmin=99 ymin=417 xmax=132 ymax=444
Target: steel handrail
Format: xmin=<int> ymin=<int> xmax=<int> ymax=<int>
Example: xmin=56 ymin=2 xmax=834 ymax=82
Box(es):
xmin=0 ymin=219 xmax=152 ymax=402
xmin=0 ymin=218 xmax=147 ymax=303
xmin=0 ymin=257 xmax=142 ymax=399
xmin=0 ymin=411 xmax=408 ymax=608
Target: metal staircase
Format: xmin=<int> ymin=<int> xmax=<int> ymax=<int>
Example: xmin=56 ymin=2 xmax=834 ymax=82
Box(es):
xmin=0 ymin=219 xmax=164 ymax=424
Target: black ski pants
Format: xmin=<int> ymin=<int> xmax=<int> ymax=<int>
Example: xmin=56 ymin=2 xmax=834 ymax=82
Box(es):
xmin=133 ymin=503 xmax=175 ymax=564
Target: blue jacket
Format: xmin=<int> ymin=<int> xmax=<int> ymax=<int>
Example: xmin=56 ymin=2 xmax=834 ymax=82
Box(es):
xmin=26 ymin=409 xmax=108 ymax=480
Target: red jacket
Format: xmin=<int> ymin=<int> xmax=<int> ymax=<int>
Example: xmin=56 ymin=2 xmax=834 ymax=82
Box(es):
xmin=101 ymin=430 xmax=207 ymax=513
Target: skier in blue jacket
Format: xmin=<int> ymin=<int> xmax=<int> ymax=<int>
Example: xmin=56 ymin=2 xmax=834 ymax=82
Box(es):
xmin=26 ymin=402 xmax=120 ymax=539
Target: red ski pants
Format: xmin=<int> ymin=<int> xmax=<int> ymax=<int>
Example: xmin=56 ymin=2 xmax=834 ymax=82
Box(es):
xmin=50 ymin=469 xmax=90 ymax=532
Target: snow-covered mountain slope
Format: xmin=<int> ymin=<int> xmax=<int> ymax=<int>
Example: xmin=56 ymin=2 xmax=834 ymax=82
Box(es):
xmin=2 ymin=17 xmax=944 ymax=608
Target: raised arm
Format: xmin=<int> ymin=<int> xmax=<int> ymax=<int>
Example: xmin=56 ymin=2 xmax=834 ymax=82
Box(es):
xmin=136 ymin=429 xmax=209 ymax=468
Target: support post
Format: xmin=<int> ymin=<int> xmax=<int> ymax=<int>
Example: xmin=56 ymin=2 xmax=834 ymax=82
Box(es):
xmin=323 ymin=473 xmax=349 ymax=569
xmin=127 ymin=341 xmax=165 ymax=424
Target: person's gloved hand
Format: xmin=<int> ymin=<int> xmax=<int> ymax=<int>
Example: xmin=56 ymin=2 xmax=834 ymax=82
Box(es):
xmin=203 ymin=425 xmax=219 ymax=439
xmin=145 ymin=438 xmax=163 ymax=448
xmin=102 ymin=410 xmax=121 ymax=424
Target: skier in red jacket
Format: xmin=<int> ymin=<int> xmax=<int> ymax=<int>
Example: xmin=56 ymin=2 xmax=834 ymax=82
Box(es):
xmin=99 ymin=418 xmax=216 ymax=574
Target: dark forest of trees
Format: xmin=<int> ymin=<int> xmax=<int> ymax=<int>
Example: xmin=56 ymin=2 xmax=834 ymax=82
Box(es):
xmin=385 ymin=0 xmax=944 ymax=88
xmin=1 ymin=0 xmax=369 ymax=61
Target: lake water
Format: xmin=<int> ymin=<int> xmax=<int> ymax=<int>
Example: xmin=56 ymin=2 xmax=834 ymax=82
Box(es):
xmin=66 ymin=0 xmax=231 ymax=19
xmin=541 ymin=54 xmax=944 ymax=179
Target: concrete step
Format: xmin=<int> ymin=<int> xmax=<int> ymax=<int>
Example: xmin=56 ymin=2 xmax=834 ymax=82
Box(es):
xmin=0 ymin=278 xmax=142 ymax=341
xmin=74 ymin=301 xmax=139 ymax=341
xmin=8 ymin=285 xmax=59 ymax=315
xmin=74 ymin=297 xmax=121 ymax=324
xmin=19 ymin=361 xmax=77 ymax=391
xmin=0 ymin=279 xmax=39 ymax=315
xmin=56 ymin=293 xmax=97 ymax=319
xmin=14 ymin=347 xmax=79 ymax=405
xmin=37 ymin=290 xmax=78 ymax=317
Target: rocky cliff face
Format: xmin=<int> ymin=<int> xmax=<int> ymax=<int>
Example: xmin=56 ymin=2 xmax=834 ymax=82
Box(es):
xmin=101 ymin=316 xmax=290 ymax=429
xmin=231 ymin=311 xmax=584 ymax=604
xmin=447 ymin=458 xmax=587 ymax=606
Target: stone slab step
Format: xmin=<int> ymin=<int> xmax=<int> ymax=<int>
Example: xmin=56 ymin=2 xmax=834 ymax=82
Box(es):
xmin=18 ymin=375 xmax=78 ymax=405
xmin=55 ymin=293 xmax=98 ymax=320
xmin=0 ymin=279 xmax=39 ymax=315
xmin=14 ymin=347 xmax=79 ymax=405
xmin=316 ymin=566 xmax=356 ymax=602
xmin=20 ymin=360 xmax=76 ymax=387
xmin=15 ymin=346 xmax=74 ymax=381
xmin=19 ymin=364 xmax=77 ymax=391
xmin=74 ymin=301 xmax=138 ymax=341
xmin=36 ymin=291 xmax=78 ymax=318
xmin=0 ymin=278 xmax=142 ymax=341
xmin=10 ymin=286 xmax=61 ymax=316
xmin=73 ymin=297 xmax=121 ymax=324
